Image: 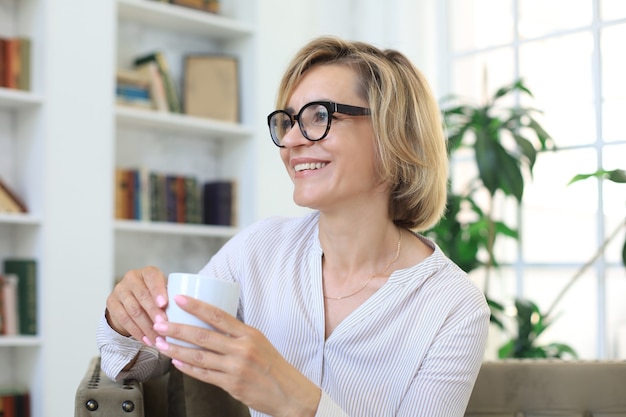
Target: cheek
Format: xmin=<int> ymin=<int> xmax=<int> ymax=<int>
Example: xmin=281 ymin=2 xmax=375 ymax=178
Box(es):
xmin=279 ymin=149 xmax=292 ymax=175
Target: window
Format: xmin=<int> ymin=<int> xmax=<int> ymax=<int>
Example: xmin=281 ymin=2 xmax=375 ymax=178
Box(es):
xmin=443 ymin=0 xmax=626 ymax=359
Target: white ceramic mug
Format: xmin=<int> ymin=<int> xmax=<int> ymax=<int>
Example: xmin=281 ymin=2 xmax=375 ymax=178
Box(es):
xmin=165 ymin=272 xmax=240 ymax=348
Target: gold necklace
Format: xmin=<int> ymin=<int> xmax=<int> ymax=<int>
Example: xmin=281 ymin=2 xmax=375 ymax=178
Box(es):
xmin=324 ymin=228 xmax=402 ymax=301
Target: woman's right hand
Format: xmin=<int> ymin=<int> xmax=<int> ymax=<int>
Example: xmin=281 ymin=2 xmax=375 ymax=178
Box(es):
xmin=105 ymin=266 xmax=168 ymax=346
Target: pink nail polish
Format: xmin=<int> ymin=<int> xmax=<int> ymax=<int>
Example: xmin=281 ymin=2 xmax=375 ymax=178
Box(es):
xmin=142 ymin=336 xmax=153 ymax=347
xmin=174 ymin=294 xmax=187 ymax=305
xmin=155 ymin=337 xmax=169 ymax=351
xmin=154 ymin=321 xmax=167 ymax=332
xmin=156 ymin=295 xmax=166 ymax=308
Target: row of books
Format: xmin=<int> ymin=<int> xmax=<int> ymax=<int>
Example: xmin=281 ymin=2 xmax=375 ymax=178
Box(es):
xmin=115 ymin=168 xmax=236 ymax=226
xmin=0 ymin=259 xmax=37 ymax=336
xmin=149 ymin=0 xmax=221 ymax=14
xmin=0 ymin=37 xmax=31 ymax=91
xmin=115 ymin=50 xmax=239 ymax=123
xmin=0 ymin=389 xmax=30 ymax=417
xmin=0 ymin=178 xmax=28 ymax=214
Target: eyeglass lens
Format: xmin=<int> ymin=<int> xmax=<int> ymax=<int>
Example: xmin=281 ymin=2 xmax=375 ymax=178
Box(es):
xmin=270 ymin=102 xmax=330 ymax=146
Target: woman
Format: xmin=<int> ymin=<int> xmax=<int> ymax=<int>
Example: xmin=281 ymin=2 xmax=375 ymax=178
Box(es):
xmin=98 ymin=36 xmax=489 ymax=416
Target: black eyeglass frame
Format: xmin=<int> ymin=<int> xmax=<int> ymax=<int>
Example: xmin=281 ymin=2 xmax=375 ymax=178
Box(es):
xmin=267 ymin=101 xmax=371 ymax=147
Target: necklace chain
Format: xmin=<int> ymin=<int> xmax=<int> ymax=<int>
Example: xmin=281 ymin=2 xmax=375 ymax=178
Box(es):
xmin=324 ymin=229 xmax=402 ymax=301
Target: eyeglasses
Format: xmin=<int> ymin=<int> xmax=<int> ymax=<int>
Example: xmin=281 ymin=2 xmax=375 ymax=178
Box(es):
xmin=267 ymin=101 xmax=371 ymax=147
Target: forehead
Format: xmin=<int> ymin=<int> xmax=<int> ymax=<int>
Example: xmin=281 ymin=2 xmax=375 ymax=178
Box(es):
xmin=286 ymin=64 xmax=362 ymax=110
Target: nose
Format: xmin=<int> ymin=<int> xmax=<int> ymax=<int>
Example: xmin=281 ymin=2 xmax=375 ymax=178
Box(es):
xmin=279 ymin=122 xmax=311 ymax=148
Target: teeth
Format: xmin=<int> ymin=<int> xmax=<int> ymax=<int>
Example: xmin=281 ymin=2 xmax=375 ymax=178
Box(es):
xmin=294 ymin=162 xmax=326 ymax=172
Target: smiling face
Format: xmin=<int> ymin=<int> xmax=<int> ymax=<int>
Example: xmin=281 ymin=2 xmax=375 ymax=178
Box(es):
xmin=279 ymin=64 xmax=389 ymax=214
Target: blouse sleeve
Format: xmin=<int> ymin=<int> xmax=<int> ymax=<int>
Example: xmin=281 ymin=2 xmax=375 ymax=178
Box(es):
xmin=395 ymin=306 xmax=489 ymax=416
xmin=97 ymin=313 xmax=171 ymax=382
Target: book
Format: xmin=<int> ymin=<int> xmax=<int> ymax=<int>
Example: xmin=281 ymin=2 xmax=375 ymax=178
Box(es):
xmin=114 ymin=168 xmax=131 ymax=220
xmin=0 ymin=389 xmax=31 ymax=417
xmin=134 ymin=51 xmax=181 ymax=113
xmin=0 ymin=274 xmax=19 ymax=335
xmin=17 ymin=37 xmax=31 ymax=91
xmin=135 ymin=61 xmax=169 ymax=112
xmin=4 ymin=259 xmax=37 ymax=336
xmin=171 ymin=0 xmax=220 ymax=13
xmin=184 ymin=54 xmax=239 ymax=122
xmin=0 ymin=37 xmax=30 ymax=91
xmin=184 ymin=176 xmax=201 ymax=224
xmin=202 ymin=180 xmax=236 ymax=226
xmin=0 ymin=177 xmax=27 ymax=213
xmin=0 ymin=38 xmax=18 ymax=88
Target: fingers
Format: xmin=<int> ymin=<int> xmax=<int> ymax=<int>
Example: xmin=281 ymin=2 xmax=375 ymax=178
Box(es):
xmin=173 ymin=295 xmax=243 ymax=337
xmin=105 ymin=267 xmax=168 ymax=344
xmin=153 ymin=296 xmax=240 ymax=352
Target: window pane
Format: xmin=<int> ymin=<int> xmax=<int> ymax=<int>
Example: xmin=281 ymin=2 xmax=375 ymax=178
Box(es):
xmin=607 ymin=268 xmax=626 ymax=359
xmin=520 ymin=33 xmax=596 ymax=146
xmin=518 ymin=0 xmax=592 ymax=39
xmin=602 ymin=143 xmax=626 ymax=265
xmin=602 ymin=99 xmax=626 ymax=143
xmin=601 ymin=24 xmax=626 ymax=101
xmin=523 ymin=267 xmax=597 ymax=359
xmin=448 ymin=0 xmax=514 ymax=52
xmin=449 ymin=48 xmax=515 ymax=101
xmin=523 ymin=148 xmax=599 ymax=263
xmin=601 ymin=0 xmax=626 ymax=20
xmin=601 ymin=24 xmax=626 ymax=143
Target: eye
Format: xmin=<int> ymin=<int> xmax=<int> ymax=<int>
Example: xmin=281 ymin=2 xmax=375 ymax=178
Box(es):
xmin=280 ymin=118 xmax=293 ymax=131
xmin=311 ymin=108 xmax=329 ymax=125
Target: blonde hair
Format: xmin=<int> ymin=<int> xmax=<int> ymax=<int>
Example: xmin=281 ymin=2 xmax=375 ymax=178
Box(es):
xmin=277 ymin=36 xmax=448 ymax=231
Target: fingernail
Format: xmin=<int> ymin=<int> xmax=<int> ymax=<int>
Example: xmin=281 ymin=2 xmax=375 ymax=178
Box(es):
xmin=142 ymin=336 xmax=153 ymax=347
xmin=156 ymin=295 xmax=167 ymax=308
xmin=155 ymin=314 xmax=165 ymax=323
xmin=154 ymin=321 xmax=168 ymax=332
xmin=155 ymin=337 xmax=169 ymax=351
xmin=172 ymin=359 xmax=184 ymax=368
xmin=175 ymin=294 xmax=187 ymax=306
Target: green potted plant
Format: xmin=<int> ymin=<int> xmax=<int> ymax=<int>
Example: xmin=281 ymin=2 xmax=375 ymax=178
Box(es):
xmin=428 ymin=79 xmax=580 ymax=358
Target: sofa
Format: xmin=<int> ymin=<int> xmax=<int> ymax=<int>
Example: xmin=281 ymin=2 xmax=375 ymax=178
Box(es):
xmin=75 ymin=357 xmax=626 ymax=417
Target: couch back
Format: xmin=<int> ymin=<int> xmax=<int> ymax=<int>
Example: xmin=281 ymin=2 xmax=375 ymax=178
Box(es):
xmin=466 ymin=360 xmax=626 ymax=416
xmin=76 ymin=358 xmax=626 ymax=417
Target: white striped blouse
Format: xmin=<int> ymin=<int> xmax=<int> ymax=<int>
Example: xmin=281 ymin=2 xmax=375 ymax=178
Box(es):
xmin=98 ymin=211 xmax=490 ymax=416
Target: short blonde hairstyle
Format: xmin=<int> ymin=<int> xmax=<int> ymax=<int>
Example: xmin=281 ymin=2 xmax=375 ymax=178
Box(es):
xmin=276 ymin=36 xmax=448 ymax=231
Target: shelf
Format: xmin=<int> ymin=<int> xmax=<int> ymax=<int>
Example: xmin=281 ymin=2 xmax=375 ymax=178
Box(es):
xmin=115 ymin=106 xmax=253 ymax=139
xmin=114 ymin=219 xmax=237 ymax=238
xmin=0 ymin=336 xmax=42 ymax=347
xmin=0 ymin=88 xmax=44 ymax=110
xmin=0 ymin=213 xmax=42 ymax=225
xmin=117 ymin=0 xmax=253 ymax=39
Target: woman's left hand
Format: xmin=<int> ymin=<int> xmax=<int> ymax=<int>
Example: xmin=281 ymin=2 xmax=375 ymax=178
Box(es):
xmin=153 ymin=294 xmax=321 ymax=417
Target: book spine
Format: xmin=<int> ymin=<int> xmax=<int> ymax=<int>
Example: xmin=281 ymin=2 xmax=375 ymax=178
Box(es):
xmin=4 ymin=259 xmax=37 ymax=335
xmin=165 ymin=175 xmax=178 ymax=223
xmin=202 ymin=180 xmax=233 ymax=226
xmin=114 ymin=168 xmax=130 ymax=219
xmin=184 ymin=176 xmax=200 ymax=224
xmin=18 ymin=37 xmax=31 ymax=91
xmin=0 ymin=274 xmax=19 ymax=335
xmin=176 ymin=176 xmax=186 ymax=223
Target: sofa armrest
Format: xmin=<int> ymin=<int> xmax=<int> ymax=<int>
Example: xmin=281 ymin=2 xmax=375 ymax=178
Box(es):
xmin=75 ymin=357 xmax=146 ymax=417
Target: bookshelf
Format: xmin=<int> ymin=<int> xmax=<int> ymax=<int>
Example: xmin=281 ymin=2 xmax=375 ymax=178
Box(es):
xmin=113 ymin=0 xmax=256 ymax=278
xmin=0 ymin=0 xmax=266 ymax=414
xmin=0 ymin=0 xmax=46 ymax=414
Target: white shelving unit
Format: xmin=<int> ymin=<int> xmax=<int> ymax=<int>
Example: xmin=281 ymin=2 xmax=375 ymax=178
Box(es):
xmin=0 ymin=0 xmax=283 ymax=414
xmin=0 ymin=3 xmax=47 ymax=417
xmin=113 ymin=0 xmax=257 ymax=278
